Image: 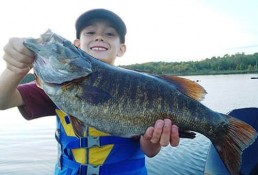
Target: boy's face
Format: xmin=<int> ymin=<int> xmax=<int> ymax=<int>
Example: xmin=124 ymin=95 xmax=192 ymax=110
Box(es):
xmin=74 ymin=20 xmax=126 ymax=65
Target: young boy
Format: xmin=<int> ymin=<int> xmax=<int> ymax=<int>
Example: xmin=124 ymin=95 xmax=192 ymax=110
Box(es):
xmin=0 ymin=9 xmax=179 ymax=175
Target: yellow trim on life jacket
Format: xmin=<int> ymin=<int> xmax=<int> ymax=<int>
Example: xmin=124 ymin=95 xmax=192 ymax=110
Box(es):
xmin=56 ymin=109 xmax=76 ymax=136
xmin=55 ymin=109 xmax=114 ymax=165
xmin=88 ymin=127 xmax=114 ymax=165
xmin=56 ymin=109 xmax=87 ymax=164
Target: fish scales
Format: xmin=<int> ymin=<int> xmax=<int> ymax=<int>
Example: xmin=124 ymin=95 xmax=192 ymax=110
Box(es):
xmin=24 ymin=30 xmax=257 ymax=175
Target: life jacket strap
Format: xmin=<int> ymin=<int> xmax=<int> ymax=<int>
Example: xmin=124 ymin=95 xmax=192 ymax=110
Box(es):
xmin=60 ymin=154 xmax=145 ymax=175
xmin=55 ymin=130 xmax=138 ymax=149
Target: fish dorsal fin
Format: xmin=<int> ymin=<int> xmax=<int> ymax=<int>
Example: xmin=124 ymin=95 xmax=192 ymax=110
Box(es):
xmin=162 ymin=75 xmax=207 ymax=101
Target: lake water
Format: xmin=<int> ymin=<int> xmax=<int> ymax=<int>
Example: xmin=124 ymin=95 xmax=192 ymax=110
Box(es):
xmin=0 ymin=74 xmax=257 ymax=175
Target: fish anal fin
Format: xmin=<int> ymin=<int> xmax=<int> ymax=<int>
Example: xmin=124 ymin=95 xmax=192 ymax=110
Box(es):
xmin=179 ymin=129 xmax=196 ymax=139
xmin=162 ymin=75 xmax=207 ymax=101
xmin=213 ymin=115 xmax=258 ymax=175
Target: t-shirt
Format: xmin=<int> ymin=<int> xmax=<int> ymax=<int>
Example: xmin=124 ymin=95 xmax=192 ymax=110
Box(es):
xmin=17 ymin=81 xmax=56 ymax=119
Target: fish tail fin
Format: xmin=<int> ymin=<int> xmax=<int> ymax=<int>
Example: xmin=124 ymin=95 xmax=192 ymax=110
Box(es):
xmin=214 ymin=115 xmax=257 ymax=175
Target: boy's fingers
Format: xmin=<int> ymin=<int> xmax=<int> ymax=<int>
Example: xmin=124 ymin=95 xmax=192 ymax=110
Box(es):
xmin=150 ymin=120 xmax=164 ymax=144
xmin=143 ymin=127 xmax=154 ymax=140
xmin=159 ymin=119 xmax=171 ymax=146
xmin=170 ymin=125 xmax=179 ymax=147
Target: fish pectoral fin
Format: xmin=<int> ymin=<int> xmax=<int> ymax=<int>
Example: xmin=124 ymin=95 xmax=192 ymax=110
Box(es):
xmin=77 ymin=85 xmax=112 ymax=105
xmin=179 ymin=129 xmax=196 ymax=139
xmin=161 ymin=75 xmax=207 ymax=101
xmin=69 ymin=115 xmax=85 ymax=137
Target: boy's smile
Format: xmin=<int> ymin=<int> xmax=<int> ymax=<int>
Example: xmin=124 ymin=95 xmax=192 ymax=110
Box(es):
xmin=90 ymin=46 xmax=108 ymax=51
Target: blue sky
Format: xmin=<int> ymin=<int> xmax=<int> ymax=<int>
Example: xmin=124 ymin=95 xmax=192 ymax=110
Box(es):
xmin=0 ymin=0 xmax=257 ymax=67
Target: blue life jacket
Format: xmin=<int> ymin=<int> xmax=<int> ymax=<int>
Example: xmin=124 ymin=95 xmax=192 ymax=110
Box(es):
xmin=54 ymin=109 xmax=147 ymax=175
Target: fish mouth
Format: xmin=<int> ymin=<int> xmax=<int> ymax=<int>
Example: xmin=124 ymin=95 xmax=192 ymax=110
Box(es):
xmin=23 ymin=39 xmax=42 ymax=53
xmin=23 ymin=30 xmax=93 ymax=84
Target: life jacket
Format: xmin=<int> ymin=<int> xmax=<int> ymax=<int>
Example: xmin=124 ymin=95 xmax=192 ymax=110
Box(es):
xmin=54 ymin=108 xmax=147 ymax=175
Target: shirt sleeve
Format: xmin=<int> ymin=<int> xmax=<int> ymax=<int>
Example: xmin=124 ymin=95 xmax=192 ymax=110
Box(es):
xmin=17 ymin=81 xmax=56 ymax=120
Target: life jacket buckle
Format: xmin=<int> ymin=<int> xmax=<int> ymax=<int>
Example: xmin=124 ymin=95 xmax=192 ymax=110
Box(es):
xmin=80 ymin=136 xmax=100 ymax=148
xmin=87 ymin=164 xmax=100 ymax=175
xmin=79 ymin=164 xmax=100 ymax=175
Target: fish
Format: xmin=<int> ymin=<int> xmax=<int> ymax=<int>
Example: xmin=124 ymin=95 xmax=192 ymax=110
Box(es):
xmin=23 ymin=30 xmax=257 ymax=175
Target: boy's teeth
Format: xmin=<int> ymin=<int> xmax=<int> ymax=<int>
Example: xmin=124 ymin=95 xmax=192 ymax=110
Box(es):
xmin=92 ymin=47 xmax=106 ymax=51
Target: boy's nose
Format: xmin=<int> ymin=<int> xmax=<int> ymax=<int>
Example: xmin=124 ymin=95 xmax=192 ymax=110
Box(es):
xmin=95 ymin=35 xmax=104 ymax=41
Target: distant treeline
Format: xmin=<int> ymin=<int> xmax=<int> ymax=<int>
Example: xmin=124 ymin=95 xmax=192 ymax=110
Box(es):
xmin=20 ymin=52 xmax=258 ymax=85
xmin=121 ymin=53 xmax=258 ymax=75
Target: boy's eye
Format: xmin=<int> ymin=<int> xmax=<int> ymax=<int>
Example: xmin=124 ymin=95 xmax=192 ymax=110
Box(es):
xmin=82 ymin=31 xmax=95 ymax=36
xmin=86 ymin=31 xmax=95 ymax=35
xmin=106 ymin=32 xmax=115 ymax=37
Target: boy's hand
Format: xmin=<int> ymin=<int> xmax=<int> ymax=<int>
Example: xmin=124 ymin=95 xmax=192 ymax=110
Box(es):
xmin=3 ymin=38 xmax=34 ymax=75
xmin=140 ymin=119 xmax=179 ymax=157
xmin=147 ymin=119 xmax=179 ymax=146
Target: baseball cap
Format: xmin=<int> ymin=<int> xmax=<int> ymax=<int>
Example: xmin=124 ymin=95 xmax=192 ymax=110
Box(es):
xmin=75 ymin=9 xmax=127 ymax=43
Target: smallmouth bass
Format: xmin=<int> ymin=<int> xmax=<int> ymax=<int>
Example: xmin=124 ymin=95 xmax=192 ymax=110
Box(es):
xmin=23 ymin=30 xmax=257 ymax=175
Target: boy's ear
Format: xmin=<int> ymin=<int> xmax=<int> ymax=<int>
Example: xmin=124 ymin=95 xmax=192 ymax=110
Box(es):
xmin=117 ymin=44 xmax=126 ymax=57
xmin=73 ymin=39 xmax=80 ymax=48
